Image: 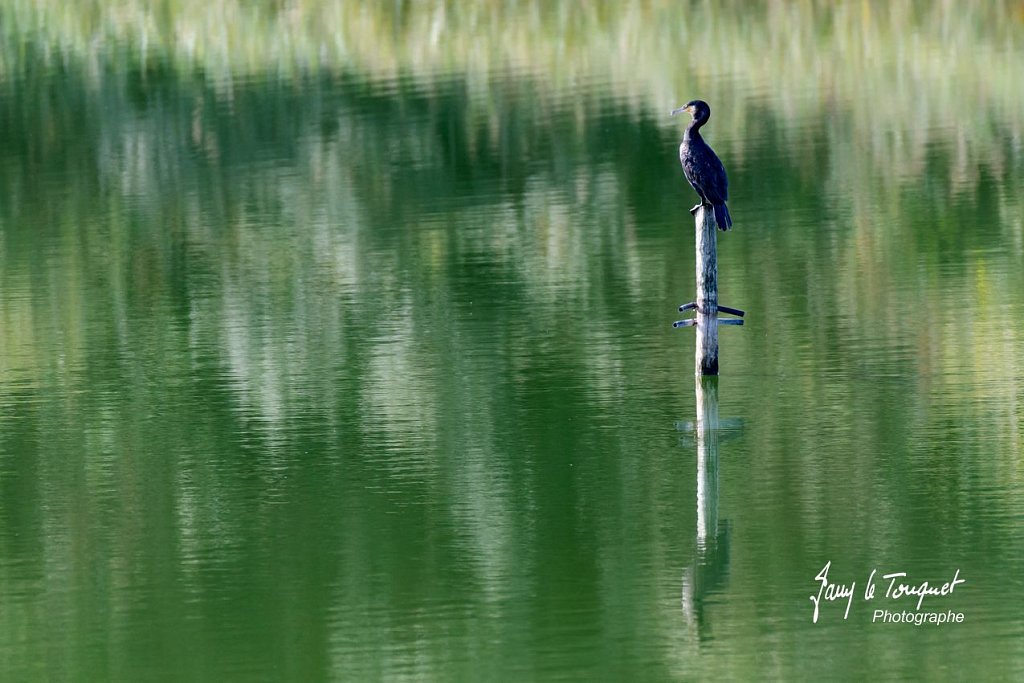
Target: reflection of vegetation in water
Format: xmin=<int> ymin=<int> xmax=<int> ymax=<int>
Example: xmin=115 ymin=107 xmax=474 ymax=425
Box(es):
xmin=3 ymin=1 xmax=1021 ymax=252
xmin=1 ymin=39 xmax=1022 ymax=445
xmin=4 ymin=2 xmax=1023 ymax=129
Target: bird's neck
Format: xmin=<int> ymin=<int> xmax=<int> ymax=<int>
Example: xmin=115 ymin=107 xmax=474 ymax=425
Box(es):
xmin=685 ymin=120 xmax=705 ymax=142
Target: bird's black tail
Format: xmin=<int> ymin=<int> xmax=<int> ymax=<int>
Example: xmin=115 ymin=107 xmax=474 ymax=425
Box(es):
xmin=714 ymin=203 xmax=732 ymax=231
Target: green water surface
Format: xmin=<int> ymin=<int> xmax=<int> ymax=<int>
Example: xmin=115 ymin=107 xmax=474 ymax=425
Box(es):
xmin=1 ymin=2 xmax=1023 ymax=680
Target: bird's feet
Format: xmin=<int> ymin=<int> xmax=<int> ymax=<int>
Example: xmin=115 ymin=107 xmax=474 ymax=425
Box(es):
xmin=689 ymin=201 xmax=710 ymax=216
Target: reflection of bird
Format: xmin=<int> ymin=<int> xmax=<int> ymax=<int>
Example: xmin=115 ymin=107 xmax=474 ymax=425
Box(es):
xmin=672 ymin=100 xmax=732 ymax=231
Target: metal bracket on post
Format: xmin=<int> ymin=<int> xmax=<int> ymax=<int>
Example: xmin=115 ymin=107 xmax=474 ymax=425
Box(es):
xmin=673 ymin=302 xmax=745 ymax=328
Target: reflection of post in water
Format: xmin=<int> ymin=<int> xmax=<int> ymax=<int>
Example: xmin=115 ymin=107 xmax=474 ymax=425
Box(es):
xmin=695 ymin=375 xmax=719 ymax=546
xmin=681 ymin=375 xmax=732 ymax=637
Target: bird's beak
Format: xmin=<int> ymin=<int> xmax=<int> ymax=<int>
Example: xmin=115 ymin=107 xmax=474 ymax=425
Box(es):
xmin=670 ymin=105 xmax=691 ymax=117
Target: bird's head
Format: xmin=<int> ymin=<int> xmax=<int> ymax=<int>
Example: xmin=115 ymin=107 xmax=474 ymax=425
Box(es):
xmin=671 ymin=100 xmax=711 ymax=123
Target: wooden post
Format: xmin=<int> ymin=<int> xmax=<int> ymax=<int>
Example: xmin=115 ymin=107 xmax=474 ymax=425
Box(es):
xmin=673 ymin=205 xmax=741 ymax=366
xmin=695 ymin=205 xmax=718 ymax=376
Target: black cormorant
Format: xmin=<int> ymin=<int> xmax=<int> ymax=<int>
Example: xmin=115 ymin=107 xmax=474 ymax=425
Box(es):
xmin=672 ymin=100 xmax=732 ymax=231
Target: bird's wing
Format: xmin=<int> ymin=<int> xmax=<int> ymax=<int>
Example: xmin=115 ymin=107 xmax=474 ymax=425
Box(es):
xmin=714 ymin=154 xmax=729 ymax=202
xmin=699 ymin=151 xmax=728 ymax=204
